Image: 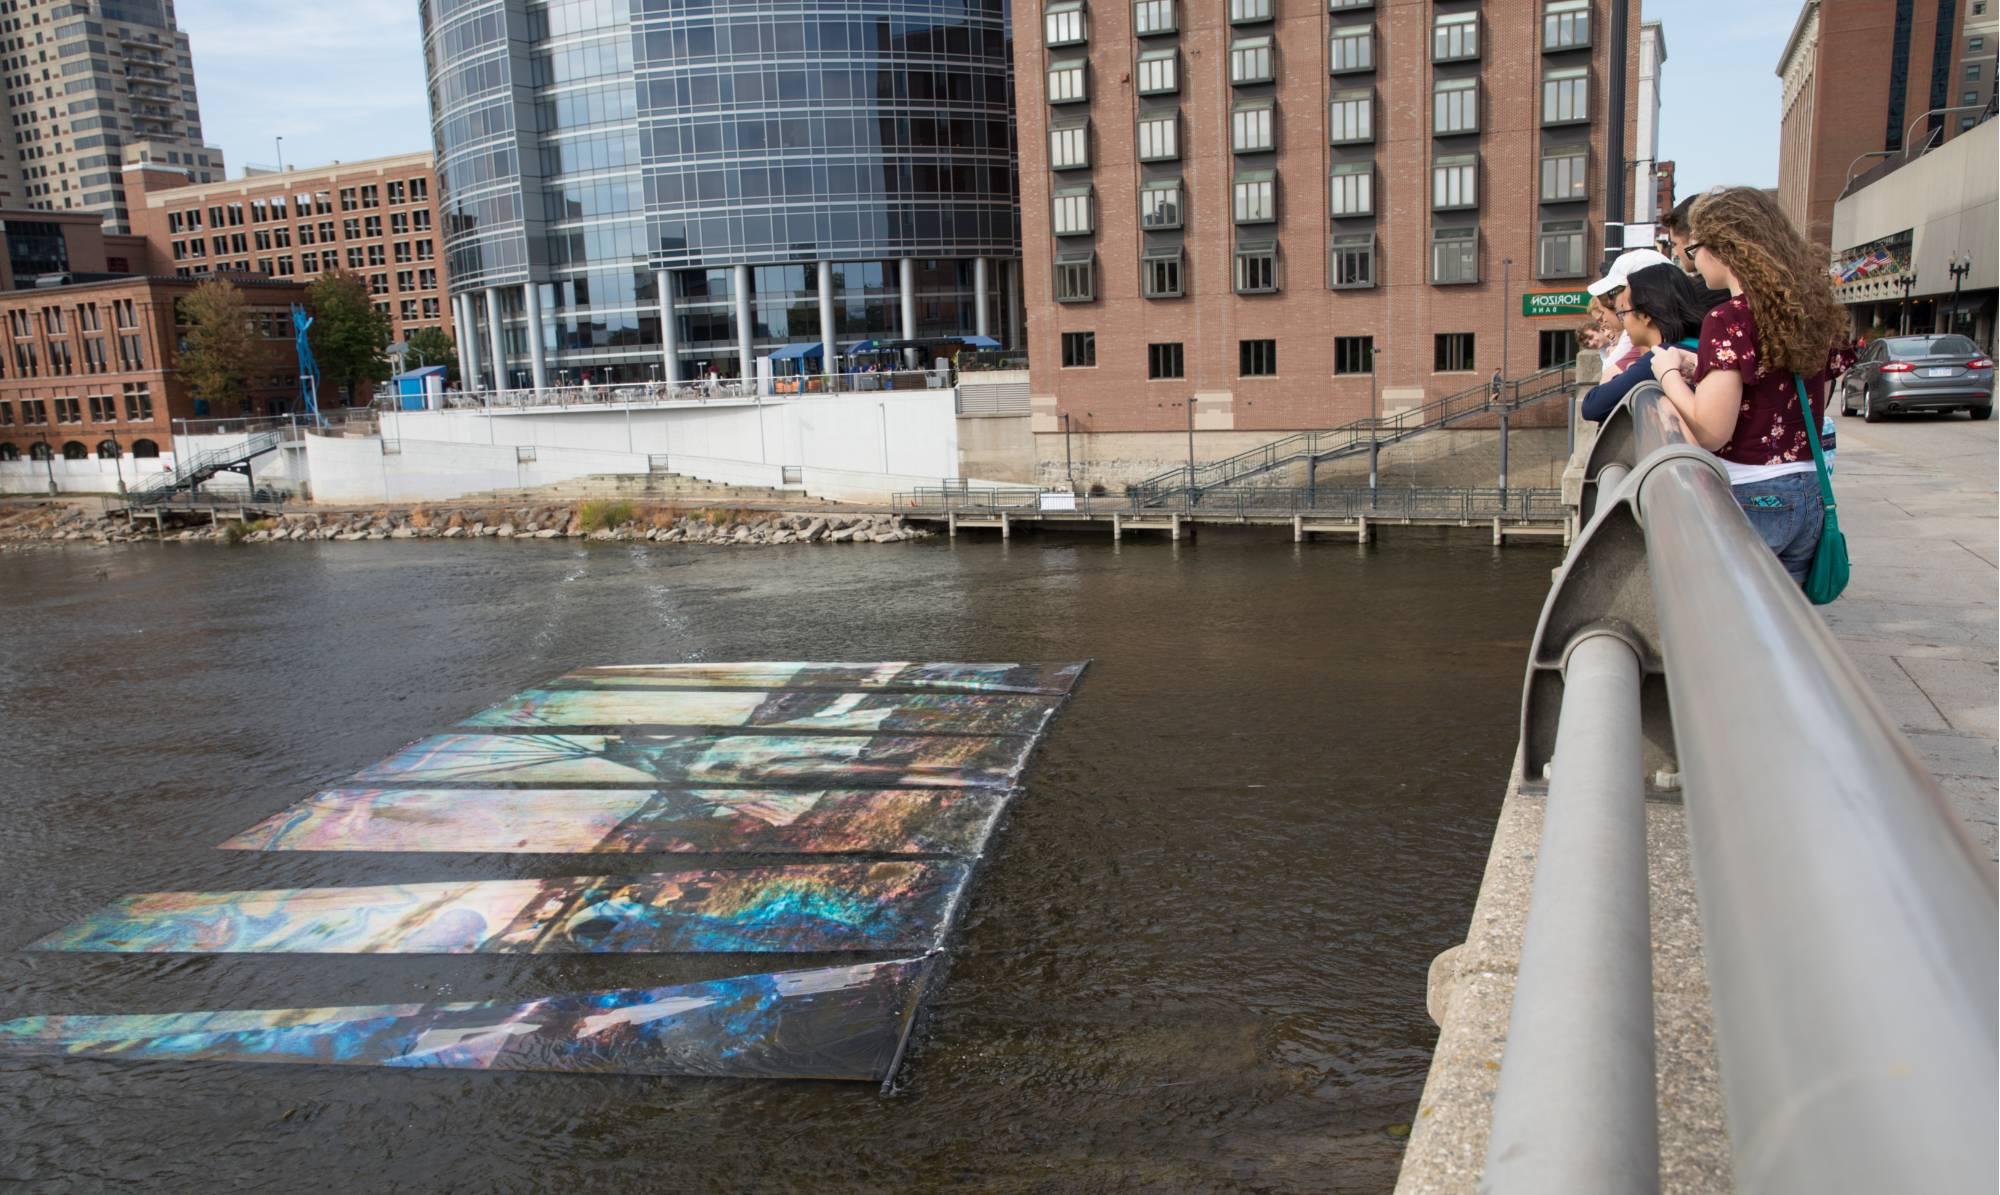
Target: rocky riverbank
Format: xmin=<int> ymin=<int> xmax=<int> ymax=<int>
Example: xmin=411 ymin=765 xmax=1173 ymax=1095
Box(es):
xmin=0 ymin=502 xmax=933 ymax=549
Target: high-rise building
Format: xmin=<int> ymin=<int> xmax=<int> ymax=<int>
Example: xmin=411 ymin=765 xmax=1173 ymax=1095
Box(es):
xmin=119 ymin=152 xmax=454 ymax=347
xmin=1776 ymin=0 xmax=1971 ymax=255
xmin=1629 ymin=20 xmax=1666 ymax=249
xmin=1014 ymin=0 xmax=1639 ymax=481
xmin=0 ymin=0 xmax=222 ymax=233
xmin=1958 ymin=0 xmax=1998 ymax=133
xmin=420 ymin=0 xmax=1022 ymax=392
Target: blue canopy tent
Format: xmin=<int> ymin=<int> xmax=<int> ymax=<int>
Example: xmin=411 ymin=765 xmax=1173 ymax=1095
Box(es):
xmin=959 ymin=335 xmax=1002 ymax=349
xmin=766 ymin=343 xmax=827 ymax=362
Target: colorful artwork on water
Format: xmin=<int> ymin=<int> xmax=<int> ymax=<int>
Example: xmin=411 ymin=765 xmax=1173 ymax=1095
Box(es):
xmin=0 ymin=957 xmax=932 ymax=1081
xmin=458 ymin=688 xmax=1062 ymax=737
xmin=222 ymin=787 xmax=1007 ymax=856
xmin=30 ymin=862 xmax=968 ymax=955
xmin=350 ymin=732 xmax=1036 ymax=790
xmin=553 ymin=662 xmax=1089 ymax=696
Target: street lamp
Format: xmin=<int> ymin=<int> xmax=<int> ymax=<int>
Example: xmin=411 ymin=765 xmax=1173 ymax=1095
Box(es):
xmin=102 ymin=427 xmax=123 ymax=494
xmin=35 ymin=430 xmax=55 ymax=495
xmin=1501 ymin=257 xmax=1513 ymax=380
xmin=1949 ymin=254 xmax=1973 ymax=335
xmin=1184 ymin=396 xmax=1196 ymax=508
xmin=1059 ymin=412 xmax=1075 ymax=489
xmin=1367 ymin=346 xmax=1383 ymax=499
xmin=1898 ymin=271 xmax=1920 ymax=335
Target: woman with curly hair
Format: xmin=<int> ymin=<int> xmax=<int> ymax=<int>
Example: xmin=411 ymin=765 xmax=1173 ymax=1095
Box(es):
xmin=1648 ymin=186 xmax=1855 ymax=583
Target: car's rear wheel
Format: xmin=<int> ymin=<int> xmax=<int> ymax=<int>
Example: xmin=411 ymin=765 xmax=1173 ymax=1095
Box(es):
xmin=1863 ymin=389 xmax=1883 ymax=422
xmin=1841 ymin=383 xmax=1856 ymax=416
xmin=1972 ymin=406 xmax=1993 ymax=421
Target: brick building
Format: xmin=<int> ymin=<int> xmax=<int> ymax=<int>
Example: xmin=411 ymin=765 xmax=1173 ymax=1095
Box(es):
xmin=0 ymin=263 xmax=303 ymax=469
xmin=1015 ymin=0 xmax=1640 ymax=481
xmin=1776 ymin=0 xmax=1971 ymax=256
xmin=121 ymin=151 xmax=453 ymax=347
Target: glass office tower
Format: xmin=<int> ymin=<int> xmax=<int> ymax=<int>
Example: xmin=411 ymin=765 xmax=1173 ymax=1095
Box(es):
xmin=422 ymin=0 xmax=1021 ymax=388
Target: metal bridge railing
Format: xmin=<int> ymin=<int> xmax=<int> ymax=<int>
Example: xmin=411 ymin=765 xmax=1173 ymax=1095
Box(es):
xmin=891 ymin=484 xmax=1565 ymax=522
xmin=1494 ymin=381 xmax=1996 ymax=1193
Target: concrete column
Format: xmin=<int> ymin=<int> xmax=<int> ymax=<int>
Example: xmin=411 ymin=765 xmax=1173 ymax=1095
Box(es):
xmin=452 ymin=293 xmax=474 ymax=387
xmin=656 ymin=268 xmax=681 ymax=383
xmin=460 ymin=292 xmax=482 ymax=391
xmin=899 ymin=257 xmax=918 ymax=367
xmin=523 ymin=282 xmax=548 ymax=392
xmin=817 ymin=260 xmax=837 ymax=380
xmin=973 ymin=256 xmax=991 ymax=338
xmin=1005 ymin=258 xmax=1024 ymax=350
xmin=733 ymin=263 xmax=753 ymax=381
xmin=484 ymin=287 xmax=506 ymax=391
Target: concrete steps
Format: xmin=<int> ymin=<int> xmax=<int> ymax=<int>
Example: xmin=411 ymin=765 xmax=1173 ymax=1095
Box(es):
xmin=460 ymin=471 xmax=808 ymax=505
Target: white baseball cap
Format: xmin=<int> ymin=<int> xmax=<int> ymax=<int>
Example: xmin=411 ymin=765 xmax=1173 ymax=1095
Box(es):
xmin=1587 ymin=248 xmax=1673 ymax=297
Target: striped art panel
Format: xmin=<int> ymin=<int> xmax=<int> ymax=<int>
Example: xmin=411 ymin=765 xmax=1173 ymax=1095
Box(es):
xmin=458 ymin=688 xmax=1062 ymax=737
xmin=0 ymin=957 xmax=932 ymax=1082
xmin=221 ymin=787 xmax=1008 ymax=856
xmin=31 ymin=862 xmax=968 ymax=955
xmin=350 ymin=732 xmax=1037 ymax=790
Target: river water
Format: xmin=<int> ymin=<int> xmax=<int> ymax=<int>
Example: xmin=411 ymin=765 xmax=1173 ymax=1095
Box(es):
xmin=0 ymin=530 xmax=1551 ymax=1193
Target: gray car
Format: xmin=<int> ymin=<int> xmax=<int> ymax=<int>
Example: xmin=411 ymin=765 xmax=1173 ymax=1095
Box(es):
xmin=1839 ymin=334 xmax=1994 ymax=421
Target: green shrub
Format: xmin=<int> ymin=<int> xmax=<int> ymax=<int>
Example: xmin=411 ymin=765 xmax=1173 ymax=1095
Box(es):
xmin=577 ymin=499 xmax=635 ymax=532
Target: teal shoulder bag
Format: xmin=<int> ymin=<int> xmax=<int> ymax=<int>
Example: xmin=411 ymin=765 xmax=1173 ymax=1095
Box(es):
xmin=1795 ymin=375 xmax=1849 ymax=604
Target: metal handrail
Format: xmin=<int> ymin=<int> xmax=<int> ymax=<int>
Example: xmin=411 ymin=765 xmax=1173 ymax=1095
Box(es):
xmin=891 ymin=484 xmax=1566 ymax=521
xmin=418 ymin=369 xmax=956 ymax=413
xmin=130 ymin=428 xmax=286 ymax=505
xmin=1492 ymin=381 xmax=1997 ymax=1192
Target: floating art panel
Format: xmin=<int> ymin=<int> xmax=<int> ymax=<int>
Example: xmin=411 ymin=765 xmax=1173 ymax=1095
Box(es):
xmin=31 ymin=862 xmax=968 ymax=955
xmin=350 ymin=732 xmax=1035 ymax=790
xmin=459 ymin=689 xmax=1062 ymax=737
xmin=222 ymin=787 xmax=1007 ymax=856
xmin=555 ymin=662 xmax=1088 ymax=696
xmin=0 ymin=957 xmax=932 ymax=1082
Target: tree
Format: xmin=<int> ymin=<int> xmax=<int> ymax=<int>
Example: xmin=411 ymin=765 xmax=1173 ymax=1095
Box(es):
xmin=405 ymin=325 xmax=458 ymax=385
xmin=177 ymin=278 xmax=254 ymax=417
xmin=306 ymin=270 xmax=394 ymax=405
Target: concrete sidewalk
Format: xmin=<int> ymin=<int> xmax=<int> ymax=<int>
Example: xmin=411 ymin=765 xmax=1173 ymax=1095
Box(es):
xmin=1395 ymin=414 xmax=1997 ymax=1194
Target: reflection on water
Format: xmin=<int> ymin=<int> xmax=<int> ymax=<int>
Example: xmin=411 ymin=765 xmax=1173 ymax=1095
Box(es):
xmin=0 ymin=530 xmax=1547 ymax=1193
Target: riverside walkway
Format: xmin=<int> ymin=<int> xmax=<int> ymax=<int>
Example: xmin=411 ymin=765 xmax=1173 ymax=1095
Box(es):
xmin=1396 ymin=409 xmax=1997 ymax=1194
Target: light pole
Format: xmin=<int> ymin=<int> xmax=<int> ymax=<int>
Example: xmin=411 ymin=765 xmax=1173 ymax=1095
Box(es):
xmin=1502 ymin=257 xmax=1513 ymax=380
xmin=1060 ymin=412 xmax=1075 ymax=489
xmin=1367 ymin=346 xmax=1382 ymax=499
xmin=274 ymin=136 xmax=285 ymax=173
xmin=102 ymin=427 xmax=123 ymax=494
xmin=1898 ymin=271 xmax=1919 ymax=335
xmin=1949 ymin=254 xmax=1972 ymax=335
xmin=1184 ymin=396 xmax=1196 ymax=509
xmin=35 ymin=431 xmax=55 ymax=495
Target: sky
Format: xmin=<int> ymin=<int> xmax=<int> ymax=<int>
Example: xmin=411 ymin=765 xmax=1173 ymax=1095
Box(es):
xmin=181 ymin=0 xmax=1795 ymax=195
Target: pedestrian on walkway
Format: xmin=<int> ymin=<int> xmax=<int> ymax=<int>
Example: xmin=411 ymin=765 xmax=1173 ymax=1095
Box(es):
xmin=1648 ymin=187 xmax=1856 ymax=584
xmin=1490 ymin=367 xmax=1503 ymax=402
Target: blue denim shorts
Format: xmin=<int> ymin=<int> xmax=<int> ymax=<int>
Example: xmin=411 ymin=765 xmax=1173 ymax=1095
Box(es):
xmin=1732 ymin=471 xmax=1824 ymax=585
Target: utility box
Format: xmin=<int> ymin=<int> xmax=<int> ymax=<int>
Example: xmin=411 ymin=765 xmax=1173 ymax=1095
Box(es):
xmin=393 ymin=366 xmax=449 ymax=411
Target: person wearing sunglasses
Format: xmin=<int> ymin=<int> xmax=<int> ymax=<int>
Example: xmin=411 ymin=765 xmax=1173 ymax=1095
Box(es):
xmin=1648 ymin=187 xmax=1856 ymax=584
xmin=1658 ymin=195 xmax=1700 ymax=275
xmin=1581 ymin=264 xmax=1725 ymax=422
xmin=1584 ymin=247 xmax=1674 ymax=383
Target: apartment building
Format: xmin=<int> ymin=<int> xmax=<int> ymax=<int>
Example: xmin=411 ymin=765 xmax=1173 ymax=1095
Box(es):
xmin=121 ymin=152 xmax=453 ymax=345
xmin=1015 ymin=0 xmax=1639 ymax=481
xmin=0 ymin=0 xmax=221 ymax=232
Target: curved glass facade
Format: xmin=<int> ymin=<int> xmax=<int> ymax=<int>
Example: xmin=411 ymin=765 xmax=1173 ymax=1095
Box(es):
xmin=422 ymin=0 xmax=1020 ymax=385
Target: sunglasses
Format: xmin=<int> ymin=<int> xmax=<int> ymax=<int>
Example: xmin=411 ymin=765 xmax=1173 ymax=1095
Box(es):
xmin=1684 ymin=242 xmax=1706 ymax=258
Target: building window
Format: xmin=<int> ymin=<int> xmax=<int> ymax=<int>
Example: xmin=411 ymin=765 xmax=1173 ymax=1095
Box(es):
xmin=1432 ymin=226 xmax=1479 ymax=284
xmin=1971 ymin=36 xmax=1986 ymax=51
xmin=1329 ymin=162 xmax=1374 ymax=216
xmin=1330 ymin=24 xmax=1374 ymax=73
xmin=1329 ymin=0 xmax=1373 ymax=8
xmin=1142 ymin=246 xmax=1185 ymax=298
xmin=1048 ymin=59 xmax=1087 ymax=103
xmin=1435 ymin=77 xmax=1479 ymax=134
xmin=1965 ymin=89 xmax=1981 ymax=105
xmin=1331 ymin=233 xmax=1376 ymax=289
xmin=1433 ymin=153 xmax=1477 ymax=210
xmin=55 ymin=397 xmax=81 ymax=424
xmin=1148 ymin=342 xmax=1185 ymax=378
xmin=1054 ymin=249 xmax=1097 ymax=302
xmin=1334 ymin=335 xmax=1374 ymax=374
xmin=1135 ymin=0 xmax=1176 ymax=35
xmin=1138 ymin=48 xmax=1178 ymax=94
xmin=1140 ymin=178 xmax=1184 ymax=228
xmin=1229 ymin=0 xmax=1271 ymax=22
xmin=1233 ymin=172 xmax=1276 ymax=223
xmin=1962 ymin=115 xmax=1978 ymax=131
xmin=1232 ymin=100 xmax=1274 ymax=152
xmin=88 ymin=394 xmax=115 ymax=422
xmin=1544 ymin=67 xmax=1590 ymax=124
xmin=124 ymin=384 xmax=153 ymax=421
xmin=1234 ymin=238 xmax=1278 ymax=294
xmin=1138 ymin=113 xmax=1180 ymax=161
xmin=1053 ymin=186 xmax=1095 ymax=236
xmin=1540 ymin=329 xmax=1579 ymax=369
xmin=1543 ymin=0 xmax=1590 ymax=50
xmin=1045 ymin=1 xmax=1087 ymax=47
xmin=1435 ymin=332 xmax=1475 ymax=373
xmin=388 ymin=180 xmax=406 ymax=204
xmin=1541 ymin=146 xmax=1587 ymax=201
xmin=1240 ymin=338 xmax=1277 ymax=376
xmin=1967 ymin=63 xmax=1982 ymax=80
xmin=1061 ymin=330 xmax=1096 ymax=367
xmin=1538 ymin=219 xmax=1588 ymax=278
xmin=339 ymin=187 xmax=358 ymax=212
xmin=1051 ymin=122 xmax=1090 ymax=169
xmin=1230 ymin=36 xmax=1273 ymax=84
xmin=1330 ymin=89 xmax=1374 ymax=143
xmin=1434 ymin=11 xmax=1479 ymax=61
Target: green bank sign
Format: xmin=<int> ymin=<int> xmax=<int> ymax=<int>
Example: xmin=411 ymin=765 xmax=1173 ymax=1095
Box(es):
xmin=1523 ymin=290 xmax=1592 ymax=318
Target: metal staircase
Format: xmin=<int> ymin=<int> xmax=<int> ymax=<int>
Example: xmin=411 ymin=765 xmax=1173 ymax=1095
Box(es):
xmin=128 ymin=429 xmax=288 ymax=506
xmin=1130 ymin=361 xmax=1577 ymax=505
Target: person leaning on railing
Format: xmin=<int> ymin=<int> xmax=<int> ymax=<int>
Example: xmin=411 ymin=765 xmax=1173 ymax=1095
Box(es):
xmin=1581 ymin=263 xmax=1728 ymax=422
xmin=1648 ymin=187 xmax=1857 ymax=585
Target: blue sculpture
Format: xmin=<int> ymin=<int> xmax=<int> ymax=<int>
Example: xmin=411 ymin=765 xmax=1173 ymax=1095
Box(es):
xmin=292 ymin=303 xmax=320 ymax=422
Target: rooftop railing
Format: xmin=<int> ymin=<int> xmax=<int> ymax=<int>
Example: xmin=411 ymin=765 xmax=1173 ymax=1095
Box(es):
xmin=405 ymin=369 xmax=957 ymax=414
xmin=1491 ymin=380 xmax=1996 ymax=1192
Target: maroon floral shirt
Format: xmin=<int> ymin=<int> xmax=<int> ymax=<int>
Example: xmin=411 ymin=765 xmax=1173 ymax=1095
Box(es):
xmin=1694 ymin=295 xmax=1856 ymax=466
